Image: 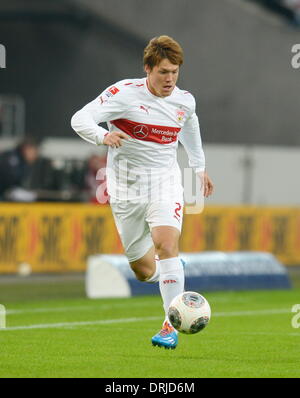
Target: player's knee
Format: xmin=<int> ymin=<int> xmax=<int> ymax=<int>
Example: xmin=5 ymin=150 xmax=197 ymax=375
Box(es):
xmin=155 ymin=240 xmax=178 ymax=259
xmin=134 ymin=271 xmax=149 ymax=282
xmin=130 ymin=264 xmax=152 ymax=282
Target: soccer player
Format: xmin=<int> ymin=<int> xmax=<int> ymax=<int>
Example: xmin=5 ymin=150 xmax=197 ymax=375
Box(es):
xmin=71 ymin=35 xmax=214 ymax=349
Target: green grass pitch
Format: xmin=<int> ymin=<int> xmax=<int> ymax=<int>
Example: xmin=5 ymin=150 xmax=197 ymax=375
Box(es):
xmin=0 ymin=279 xmax=299 ymax=378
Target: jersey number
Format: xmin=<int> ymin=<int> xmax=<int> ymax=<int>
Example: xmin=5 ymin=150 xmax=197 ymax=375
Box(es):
xmin=174 ymin=202 xmax=182 ymax=221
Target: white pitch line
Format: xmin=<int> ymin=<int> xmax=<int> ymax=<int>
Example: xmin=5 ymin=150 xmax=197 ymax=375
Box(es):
xmin=1 ymin=316 xmax=162 ymax=331
xmin=6 ymin=306 xmax=291 ymax=316
xmin=0 ymin=308 xmax=293 ymax=332
xmin=5 ymin=301 xmax=288 ymax=316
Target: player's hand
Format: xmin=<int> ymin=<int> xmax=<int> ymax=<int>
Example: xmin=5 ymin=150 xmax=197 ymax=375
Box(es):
xmin=198 ymin=170 xmax=214 ymax=198
xmin=103 ymin=131 xmax=130 ymax=148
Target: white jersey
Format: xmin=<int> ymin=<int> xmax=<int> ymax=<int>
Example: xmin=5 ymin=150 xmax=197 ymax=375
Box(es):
xmin=71 ymin=77 xmax=205 ymax=201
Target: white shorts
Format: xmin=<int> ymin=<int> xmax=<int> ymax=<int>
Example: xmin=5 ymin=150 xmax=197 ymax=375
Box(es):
xmin=110 ymin=197 xmax=184 ymax=262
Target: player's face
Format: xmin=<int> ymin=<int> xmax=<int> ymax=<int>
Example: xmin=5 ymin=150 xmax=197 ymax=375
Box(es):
xmin=145 ymin=59 xmax=179 ymax=97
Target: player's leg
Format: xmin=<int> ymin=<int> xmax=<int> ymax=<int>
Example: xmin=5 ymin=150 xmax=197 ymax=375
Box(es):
xmin=110 ymin=199 xmax=159 ymax=282
xmin=151 ymin=225 xmax=184 ymax=319
xmin=111 ymin=199 xmax=183 ymax=349
xmin=129 ymin=245 xmax=157 ymax=282
xmin=147 ymin=200 xmax=185 ymax=349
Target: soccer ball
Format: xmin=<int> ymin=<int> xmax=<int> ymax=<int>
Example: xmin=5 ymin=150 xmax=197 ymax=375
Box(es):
xmin=168 ymin=291 xmax=211 ymax=334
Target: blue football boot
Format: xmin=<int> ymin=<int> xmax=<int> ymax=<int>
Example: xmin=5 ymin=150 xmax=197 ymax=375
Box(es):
xmin=151 ymin=321 xmax=178 ymax=350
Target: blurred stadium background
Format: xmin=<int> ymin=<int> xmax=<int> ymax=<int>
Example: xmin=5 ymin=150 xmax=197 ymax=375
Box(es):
xmin=0 ymin=0 xmax=300 ymax=296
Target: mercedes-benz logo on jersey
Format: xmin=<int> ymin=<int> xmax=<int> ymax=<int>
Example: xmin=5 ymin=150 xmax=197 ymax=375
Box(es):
xmin=133 ymin=124 xmax=149 ymax=139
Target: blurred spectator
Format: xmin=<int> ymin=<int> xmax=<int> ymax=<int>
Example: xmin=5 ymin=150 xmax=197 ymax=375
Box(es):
xmin=0 ymin=137 xmax=40 ymax=201
xmin=84 ymin=154 xmax=108 ymax=204
xmin=0 ymin=141 xmax=110 ymax=203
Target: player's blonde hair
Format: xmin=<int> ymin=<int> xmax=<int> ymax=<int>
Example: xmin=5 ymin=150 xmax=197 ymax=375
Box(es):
xmin=143 ymin=35 xmax=184 ymax=69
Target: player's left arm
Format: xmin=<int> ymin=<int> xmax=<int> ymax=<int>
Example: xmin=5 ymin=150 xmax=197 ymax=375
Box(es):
xmin=199 ymin=169 xmax=214 ymax=198
xmin=179 ymin=109 xmax=214 ymax=198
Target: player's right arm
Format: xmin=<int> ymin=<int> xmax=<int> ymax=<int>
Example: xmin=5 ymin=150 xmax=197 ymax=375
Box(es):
xmin=71 ymin=82 xmax=130 ymax=147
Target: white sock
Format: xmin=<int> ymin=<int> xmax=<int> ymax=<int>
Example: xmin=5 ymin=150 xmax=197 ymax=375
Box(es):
xmin=159 ymin=257 xmax=184 ymax=322
xmin=145 ymin=258 xmax=160 ymax=283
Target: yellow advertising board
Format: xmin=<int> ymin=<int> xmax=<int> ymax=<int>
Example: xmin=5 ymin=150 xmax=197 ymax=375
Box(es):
xmin=0 ymin=203 xmax=122 ymax=273
xmin=181 ymin=206 xmax=300 ymax=265
xmin=0 ymin=203 xmax=300 ymax=273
